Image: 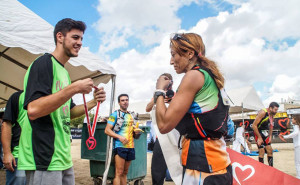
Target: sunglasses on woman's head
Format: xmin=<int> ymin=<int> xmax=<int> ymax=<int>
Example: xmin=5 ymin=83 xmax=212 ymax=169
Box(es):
xmin=172 ymin=34 xmax=191 ymax=44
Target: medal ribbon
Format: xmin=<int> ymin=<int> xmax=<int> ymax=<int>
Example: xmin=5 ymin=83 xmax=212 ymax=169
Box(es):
xmin=83 ymin=86 xmax=101 ymax=150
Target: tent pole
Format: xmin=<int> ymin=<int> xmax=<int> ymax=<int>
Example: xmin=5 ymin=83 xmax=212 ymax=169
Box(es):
xmin=242 ymin=103 xmax=246 ymax=153
xmin=242 ymin=103 xmax=244 ymax=126
xmin=103 ymin=75 xmax=116 ymax=185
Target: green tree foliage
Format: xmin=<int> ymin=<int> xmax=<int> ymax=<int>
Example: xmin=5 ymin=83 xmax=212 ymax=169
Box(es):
xmin=70 ymin=112 xmax=94 ymax=128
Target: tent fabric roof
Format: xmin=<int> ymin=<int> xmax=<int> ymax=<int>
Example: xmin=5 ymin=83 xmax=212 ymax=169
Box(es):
xmin=0 ymin=0 xmax=116 ymax=108
xmin=227 ymin=86 xmax=264 ymax=114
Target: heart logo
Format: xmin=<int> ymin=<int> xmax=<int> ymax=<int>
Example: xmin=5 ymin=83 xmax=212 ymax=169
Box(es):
xmin=278 ymin=118 xmax=289 ymax=129
xmin=232 ymin=162 xmax=255 ymax=185
xmin=244 ymin=133 xmax=249 ymax=140
xmin=239 ymin=121 xmax=249 ymax=128
xmin=86 ymin=136 xmax=97 ymax=150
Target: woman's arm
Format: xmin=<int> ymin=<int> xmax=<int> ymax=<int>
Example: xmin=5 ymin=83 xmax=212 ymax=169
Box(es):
xmin=155 ymin=70 xmax=204 ymax=134
xmin=146 ymin=98 xmax=155 ymax=112
xmin=283 ymin=125 xmax=299 ymax=139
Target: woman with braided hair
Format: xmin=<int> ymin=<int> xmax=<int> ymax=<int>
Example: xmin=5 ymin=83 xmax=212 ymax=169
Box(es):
xmin=154 ymin=33 xmax=232 ymax=185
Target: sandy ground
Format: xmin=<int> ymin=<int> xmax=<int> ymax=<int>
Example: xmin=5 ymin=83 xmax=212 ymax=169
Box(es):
xmin=0 ymin=140 xmax=297 ymax=185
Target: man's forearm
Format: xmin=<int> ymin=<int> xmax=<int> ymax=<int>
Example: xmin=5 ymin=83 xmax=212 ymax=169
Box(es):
xmin=269 ymin=127 xmax=273 ymax=138
xmin=1 ymin=122 xmax=12 ymax=155
xmin=70 ymin=99 xmax=97 ymax=119
xmin=252 ymin=125 xmax=262 ymax=139
xmin=105 ymin=127 xmax=121 ymax=140
xmin=146 ymin=99 xmax=154 ymax=112
xmin=27 ymin=84 xmax=78 ymax=120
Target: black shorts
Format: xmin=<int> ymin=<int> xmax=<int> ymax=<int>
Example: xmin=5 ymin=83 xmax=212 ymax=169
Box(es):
xmin=114 ymin=147 xmax=135 ymax=161
xmin=255 ymin=130 xmax=271 ymax=149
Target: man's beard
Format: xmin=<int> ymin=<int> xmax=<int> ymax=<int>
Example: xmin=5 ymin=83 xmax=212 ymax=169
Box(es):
xmin=120 ymin=105 xmax=128 ymax=111
xmin=270 ymin=110 xmax=277 ymax=116
xmin=63 ymin=41 xmax=77 ymax=57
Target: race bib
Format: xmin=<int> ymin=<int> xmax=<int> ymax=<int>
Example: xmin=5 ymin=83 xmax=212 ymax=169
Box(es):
xmin=262 ymin=130 xmax=269 ymax=137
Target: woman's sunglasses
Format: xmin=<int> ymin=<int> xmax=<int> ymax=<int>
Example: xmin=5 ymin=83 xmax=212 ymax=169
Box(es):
xmin=172 ymin=33 xmax=191 ymax=44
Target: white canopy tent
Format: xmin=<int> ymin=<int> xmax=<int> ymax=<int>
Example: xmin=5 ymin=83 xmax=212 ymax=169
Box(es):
xmin=227 ymin=85 xmax=264 ymax=115
xmin=227 ymin=86 xmax=264 ymax=153
xmin=0 ymin=0 xmax=116 ymax=108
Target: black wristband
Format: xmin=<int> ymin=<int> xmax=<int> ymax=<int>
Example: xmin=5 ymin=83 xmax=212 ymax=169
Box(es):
xmin=153 ymin=91 xmax=165 ymax=103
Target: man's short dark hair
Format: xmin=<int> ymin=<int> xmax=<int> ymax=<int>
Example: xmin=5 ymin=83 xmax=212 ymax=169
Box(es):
xmin=118 ymin=94 xmax=129 ymax=103
xmin=269 ymin=102 xmax=279 ymax=108
xmin=160 ymin=73 xmax=173 ymax=80
xmin=54 ymin=18 xmax=86 ymax=45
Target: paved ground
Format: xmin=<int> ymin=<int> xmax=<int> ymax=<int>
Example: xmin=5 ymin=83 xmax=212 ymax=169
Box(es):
xmin=0 ymin=140 xmax=296 ymax=185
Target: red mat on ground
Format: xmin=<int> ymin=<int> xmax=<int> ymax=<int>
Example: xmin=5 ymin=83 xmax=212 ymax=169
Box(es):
xmin=227 ymin=148 xmax=300 ymax=185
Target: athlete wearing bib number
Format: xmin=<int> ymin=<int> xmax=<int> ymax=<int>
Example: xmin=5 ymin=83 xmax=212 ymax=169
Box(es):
xmin=252 ymin=102 xmax=279 ymax=166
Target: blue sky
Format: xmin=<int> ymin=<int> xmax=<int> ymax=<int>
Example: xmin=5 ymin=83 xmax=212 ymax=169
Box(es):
xmin=19 ymin=0 xmax=101 ymax=53
xmin=18 ymin=0 xmax=300 ymax=114
xmin=19 ymin=0 xmax=235 ymax=59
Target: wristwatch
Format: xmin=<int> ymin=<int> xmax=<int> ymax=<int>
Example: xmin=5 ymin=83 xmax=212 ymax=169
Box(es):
xmin=153 ymin=91 xmax=165 ymax=103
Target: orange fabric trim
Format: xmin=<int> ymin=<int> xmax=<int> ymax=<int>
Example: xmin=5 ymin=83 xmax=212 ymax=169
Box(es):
xmin=181 ymin=138 xmax=190 ymax=166
xmin=204 ymin=139 xmax=230 ymax=172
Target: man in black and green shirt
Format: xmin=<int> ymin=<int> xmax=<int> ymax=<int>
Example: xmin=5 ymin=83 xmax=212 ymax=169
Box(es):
xmin=1 ymin=91 xmax=27 ymax=185
xmin=0 ymin=111 xmax=4 ymax=169
xmin=18 ymin=18 xmax=107 ymax=185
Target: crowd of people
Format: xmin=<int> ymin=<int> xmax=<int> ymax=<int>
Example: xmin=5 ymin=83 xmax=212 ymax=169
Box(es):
xmin=0 ymin=17 xmax=299 ymax=185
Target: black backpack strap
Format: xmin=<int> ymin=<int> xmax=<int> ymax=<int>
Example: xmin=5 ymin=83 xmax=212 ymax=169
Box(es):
xmin=191 ymin=64 xmax=232 ymax=106
xmin=113 ymin=109 xmax=124 ymax=132
xmin=178 ymin=135 xmax=183 ymax=150
xmin=187 ymin=64 xmax=230 ymax=139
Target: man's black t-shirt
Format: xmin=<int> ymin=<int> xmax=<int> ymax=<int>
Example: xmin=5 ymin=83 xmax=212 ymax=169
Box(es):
xmin=24 ymin=53 xmax=76 ymax=110
xmin=3 ymin=91 xmax=23 ymax=153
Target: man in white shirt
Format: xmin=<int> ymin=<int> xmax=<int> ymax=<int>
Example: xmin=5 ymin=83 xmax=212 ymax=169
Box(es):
xmin=233 ymin=124 xmax=250 ymax=153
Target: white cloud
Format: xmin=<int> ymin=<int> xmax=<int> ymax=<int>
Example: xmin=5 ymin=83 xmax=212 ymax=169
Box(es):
xmin=89 ymin=0 xmax=300 ymax=115
xmin=190 ymin=0 xmax=300 ymax=94
xmin=264 ymin=75 xmax=300 ymax=105
xmin=94 ymin=0 xmax=185 ymax=57
xmin=110 ymin=36 xmax=181 ymax=102
xmin=73 ymin=36 xmax=182 ymax=116
xmin=270 ymin=75 xmax=299 ymax=93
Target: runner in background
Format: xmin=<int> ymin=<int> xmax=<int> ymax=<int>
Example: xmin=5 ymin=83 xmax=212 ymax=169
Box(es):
xmin=105 ymin=94 xmax=141 ymax=185
xmin=252 ymin=102 xmax=279 ymax=166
